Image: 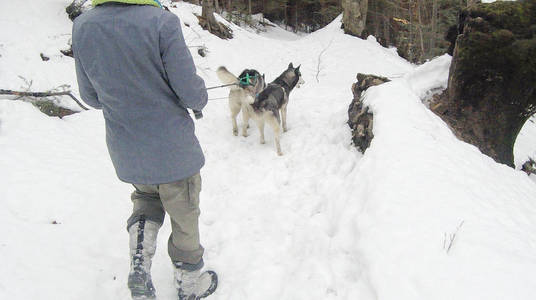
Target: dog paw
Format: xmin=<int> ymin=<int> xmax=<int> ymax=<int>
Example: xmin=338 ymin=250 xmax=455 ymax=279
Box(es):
xmin=277 ymin=151 xmax=283 ymax=156
xmin=233 ymin=130 xmax=238 ymax=136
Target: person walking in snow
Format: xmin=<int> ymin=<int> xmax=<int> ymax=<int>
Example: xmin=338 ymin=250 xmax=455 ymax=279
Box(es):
xmin=72 ymin=1 xmax=216 ymax=299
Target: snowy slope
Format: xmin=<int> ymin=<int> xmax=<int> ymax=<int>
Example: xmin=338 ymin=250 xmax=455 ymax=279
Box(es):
xmin=1 ymin=1 xmax=536 ymax=300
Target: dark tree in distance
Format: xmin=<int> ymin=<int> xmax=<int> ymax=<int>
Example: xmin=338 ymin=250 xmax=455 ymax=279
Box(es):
xmin=431 ymin=0 xmax=536 ymax=167
xmin=200 ymin=0 xmax=233 ymax=39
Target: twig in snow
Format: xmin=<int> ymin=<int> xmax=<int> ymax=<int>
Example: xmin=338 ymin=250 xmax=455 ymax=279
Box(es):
xmin=387 ymin=73 xmax=406 ymax=79
xmin=315 ymin=38 xmax=334 ymax=83
xmin=18 ymin=75 xmax=33 ymax=90
xmin=443 ymin=220 xmax=465 ymax=254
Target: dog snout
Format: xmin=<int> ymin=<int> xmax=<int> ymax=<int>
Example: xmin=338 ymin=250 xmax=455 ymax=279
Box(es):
xmin=297 ymin=77 xmax=305 ymax=88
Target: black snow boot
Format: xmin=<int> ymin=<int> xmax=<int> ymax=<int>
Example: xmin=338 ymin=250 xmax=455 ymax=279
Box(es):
xmin=128 ymin=216 xmax=160 ymax=299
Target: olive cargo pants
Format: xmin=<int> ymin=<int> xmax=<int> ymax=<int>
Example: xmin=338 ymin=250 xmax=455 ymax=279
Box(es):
xmin=127 ymin=173 xmax=204 ymax=267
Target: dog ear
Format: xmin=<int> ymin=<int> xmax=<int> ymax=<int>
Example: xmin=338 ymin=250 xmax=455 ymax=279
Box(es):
xmin=288 ymin=62 xmax=294 ymax=69
xmin=296 ymin=64 xmax=301 ymax=71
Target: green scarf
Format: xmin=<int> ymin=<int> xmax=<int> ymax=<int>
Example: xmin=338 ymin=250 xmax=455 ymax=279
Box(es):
xmin=92 ymin=0 xmax=162 ymax=8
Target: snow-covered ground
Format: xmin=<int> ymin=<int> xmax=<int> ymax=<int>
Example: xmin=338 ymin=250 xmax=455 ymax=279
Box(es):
xmin=1 ymin=1 xmax=535 ymax=299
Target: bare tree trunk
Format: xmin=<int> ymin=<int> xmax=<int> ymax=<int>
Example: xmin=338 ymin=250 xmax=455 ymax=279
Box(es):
xmin=248 ymin=0 xmax=252 ymax=15
xmin=342 ymin=0 xmax=368 ymax=37
xmin=284 ymin=1 xmax=288 ymax=30
xmin=200 ymin=0 xmax=233 ymax=38
xmin=416 ymin=0 xmax=425 ymax=60
xmin=383 ymin=15 xmax=390 ymax=45
xmin=202 ymin=0 xmax=216 ymax=26
xmin=295 ymin=0 xmax=299 ymax=32
xmin=262 ymin=0 xmax=266 ymax=23
xmin=430 ymin=0 xmax=438 ymax=56
xmin=408 ymin=0 xmax=414 ymax=62
xmin=373 ymin=0 xmax=380 ymax=37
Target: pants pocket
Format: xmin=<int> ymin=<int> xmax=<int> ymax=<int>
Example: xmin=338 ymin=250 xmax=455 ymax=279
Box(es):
xmin=187 ymin=173 xmax=202 ymax=207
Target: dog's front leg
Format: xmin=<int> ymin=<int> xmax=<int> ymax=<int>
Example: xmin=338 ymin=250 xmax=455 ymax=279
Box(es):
xmin=281 ymin=104 xmax=288 ymax=132
xmin=255 ymin=118 xmax=265 ymax=144
xmin=275 ymin=135 xmax=282 ymax=156
xmin=229 ymin=100 xmax=241 ymax=136
xmin=241 ymin=109 xmax=250 ymax=137
xmin=232 ymin=115 xmax=239 ymax=136
xmin=267 ymin=115 xmax=282 ymax=156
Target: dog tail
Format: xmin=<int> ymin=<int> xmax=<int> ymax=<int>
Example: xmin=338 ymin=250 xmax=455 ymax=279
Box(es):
xmin=216 ymin=66 xmax=239 ymax=86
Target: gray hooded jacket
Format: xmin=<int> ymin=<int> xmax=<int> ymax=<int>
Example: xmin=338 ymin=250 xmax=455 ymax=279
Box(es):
xmin=72 ymin=3 xmax=207 ymax=184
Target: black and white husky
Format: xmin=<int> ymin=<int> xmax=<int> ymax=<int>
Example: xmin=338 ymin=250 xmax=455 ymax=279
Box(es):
xmin=216 ymin=66 xmax=266 ymax=136
xmin=247 ymin=63 xmax=305 ymax=156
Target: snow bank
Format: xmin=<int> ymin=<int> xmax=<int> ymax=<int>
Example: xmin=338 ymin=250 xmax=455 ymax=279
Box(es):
xmin=354 ymin=58 xmax=536 ymax=299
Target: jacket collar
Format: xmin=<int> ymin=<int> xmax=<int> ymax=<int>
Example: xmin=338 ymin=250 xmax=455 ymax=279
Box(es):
xmin=92 ymin=0 xmax=162 ymax=8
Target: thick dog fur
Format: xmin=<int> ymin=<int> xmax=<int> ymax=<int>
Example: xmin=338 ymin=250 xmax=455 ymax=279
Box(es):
xmin=216 ymin=66 xmax=266 ymax=136
xmin=247 ymin=63 xmax=305 ymax=156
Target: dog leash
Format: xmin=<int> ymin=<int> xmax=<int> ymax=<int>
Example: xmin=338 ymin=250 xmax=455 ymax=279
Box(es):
xmin=205 ymin=83 xmax=238 ymax=90
xmin=207 ymin=96 xmax=229 ymax=101
xmin=199 ymin=74 xmax=260 ymax=116
xmin=205 ymin=74 xmax=258 ymax=90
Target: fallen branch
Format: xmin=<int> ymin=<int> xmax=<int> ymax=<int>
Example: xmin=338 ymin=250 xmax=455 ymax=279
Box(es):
xmin=0 ymin=89 xmax=89 ymax=111
xmin=316 ymin=38 xmax=334 ymax=83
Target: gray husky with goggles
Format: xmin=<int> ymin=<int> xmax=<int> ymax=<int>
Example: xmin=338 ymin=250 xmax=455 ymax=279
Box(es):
xmin=216 ymin=66 xmax=266 ymax=137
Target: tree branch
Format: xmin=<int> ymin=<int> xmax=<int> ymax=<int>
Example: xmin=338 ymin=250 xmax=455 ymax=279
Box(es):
xmin=0 ymin=89 xmax=89 ymax=111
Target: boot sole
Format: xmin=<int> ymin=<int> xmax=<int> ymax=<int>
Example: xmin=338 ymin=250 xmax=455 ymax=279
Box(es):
xmin=129 ymin=274 xmax=156 ymax=299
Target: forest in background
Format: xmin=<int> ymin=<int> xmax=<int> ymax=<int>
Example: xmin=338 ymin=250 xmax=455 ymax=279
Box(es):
xmin=181 ymin=0 xmax=469 ymax=63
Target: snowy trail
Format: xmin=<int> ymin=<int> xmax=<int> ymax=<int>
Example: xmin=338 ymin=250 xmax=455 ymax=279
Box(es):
xmin=184 ymin=14 xmax=412 ymax=298
xmin=197 ymin=88 xmax=365 ymax=299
